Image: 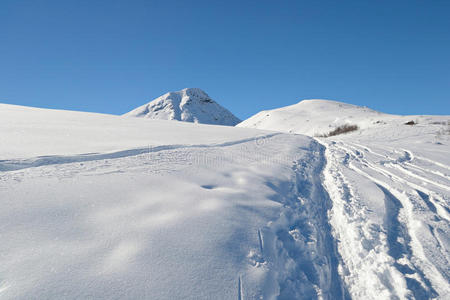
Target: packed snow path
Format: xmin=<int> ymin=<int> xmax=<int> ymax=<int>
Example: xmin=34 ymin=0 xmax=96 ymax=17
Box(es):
xmin=321 ymin=139 xmax=450 ymax=299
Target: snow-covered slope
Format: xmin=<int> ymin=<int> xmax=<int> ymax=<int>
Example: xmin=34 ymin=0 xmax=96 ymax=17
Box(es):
xmin=238 ymin=99 xmax=395 ymax=136
xmin=240 ymin=99 xmax=450 ymax=299
xmin=0 ymin=103 xmax=250 ymax=161
xmin=0 ymin=103 xmax=346 ymax=299
xmin=322 ymin=122 xmax=450 ymax=299
xmin=1 ymin=99 xmax=449 ymax=299
xmin=123 ymin=88 xmax=240 ymax=126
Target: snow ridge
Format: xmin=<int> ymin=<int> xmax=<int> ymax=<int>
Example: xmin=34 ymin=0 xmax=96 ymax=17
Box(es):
xmin=123 ymin=88 xmax=241 ymax=126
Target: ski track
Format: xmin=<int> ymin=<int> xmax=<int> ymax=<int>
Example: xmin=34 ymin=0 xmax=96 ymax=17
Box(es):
xmin=238 ymin=276 xmax=243 ymax=300
xmin=256 ymin=140 xmax=349 ymax=299
xmin=321 ymin=141 xmax=405 ymax=299
xmin=321 ymin=139 xmax=450 ymax=299
xmin=342 ymin=143 xmax=450 ymax=221
xmin=0 ymin=133 xmax=281 ymax=172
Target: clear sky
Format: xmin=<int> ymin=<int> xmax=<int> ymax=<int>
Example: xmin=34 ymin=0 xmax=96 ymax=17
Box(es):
xmin=1 ymin=0 xmax=449 ymax=119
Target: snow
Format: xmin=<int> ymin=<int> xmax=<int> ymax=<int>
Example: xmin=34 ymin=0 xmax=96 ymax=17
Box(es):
xmin=238 ymin=99 xmax=394 ymax=136
xmin=123 ymin=88 xmax=241 ymax=126
xmin=1 ymin=98 xmax=449 ymax=299
xmin=0 ymin=103 xmax=249 ymax=160
xmin=239 ymin=99 xmax=450 ymax=299
xmin=0 ymin=103 xmax=344 ymax=299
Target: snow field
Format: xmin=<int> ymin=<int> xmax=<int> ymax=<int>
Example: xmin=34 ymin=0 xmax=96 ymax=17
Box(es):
xmin=2 ymin=98 xmax=449 ymax=299
xmin=0 ymin=103 xmax=349 ymax=299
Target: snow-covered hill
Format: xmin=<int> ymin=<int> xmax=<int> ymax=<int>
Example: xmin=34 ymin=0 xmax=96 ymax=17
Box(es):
xmin=1 ymin=99 xmax=449 ymax=299
xmin=123 ymin=88 xmax=240 ymax=126
xmin=0 ymin=103 xmax=345 ymax=299
xmin=240 ymin=99 xmax=450 ymax=299
xmin=238 ymin=99 xmax=400 ymax=136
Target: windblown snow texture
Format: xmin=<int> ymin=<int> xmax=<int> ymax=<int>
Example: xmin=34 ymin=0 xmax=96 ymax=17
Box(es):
xmin=123 ymin=88 xmax=241 ymax=126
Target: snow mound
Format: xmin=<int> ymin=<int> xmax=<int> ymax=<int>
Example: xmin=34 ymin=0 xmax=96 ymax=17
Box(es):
xmin=238 ymin=99 xmax=391 ymax=136
xmin=123 ymin=88 xmax=241 ymax=126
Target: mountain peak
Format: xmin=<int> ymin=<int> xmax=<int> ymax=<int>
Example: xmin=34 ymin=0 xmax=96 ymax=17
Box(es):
xmin=181 ymin=87 xmax=209 ymax=97
xmin=123 ymin=88 xmax=241 ymax=126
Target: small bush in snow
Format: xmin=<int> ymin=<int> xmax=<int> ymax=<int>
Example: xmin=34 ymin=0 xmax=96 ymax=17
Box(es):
xmin=316 ymin=124 xmax=359 ymax=137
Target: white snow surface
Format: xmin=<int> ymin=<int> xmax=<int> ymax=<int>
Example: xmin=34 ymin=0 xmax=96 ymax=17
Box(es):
xmin=0 ymin=103 xmax=345 ymax=299
xmin=1 ymin=98 xmax=449 ymax=299
xmin=238 ymin=99 xmax=392 ymax=136
xmin=123 ymin=88 xmax=241 ymax=126
xmin=240 ymin=99 xmax=450 ymax=299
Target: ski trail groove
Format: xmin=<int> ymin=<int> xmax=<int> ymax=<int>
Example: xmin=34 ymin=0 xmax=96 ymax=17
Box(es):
xmin=0 ymin=133 xmax=281 ymax=172
xmin=376 ymin=184 xmax=437 ymax=299
xmin=288 ymin=140 xmax=348 ymax=299
xmin=260 ymin=140 xmax=349 ymax=299
xmin=238 ymin=276 xmax=243 ymax=300
xmin=257 ymin=229 xmax=264 ymax=258
xmin=329 ymin=141 xmax=449 ymax=298
xmin=320 ymin=140 xmax=410 ymax=299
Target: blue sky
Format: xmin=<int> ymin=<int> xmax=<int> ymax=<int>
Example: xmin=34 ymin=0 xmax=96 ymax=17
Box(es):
xmin=1 ymin=0 xmax=449 ymax=119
